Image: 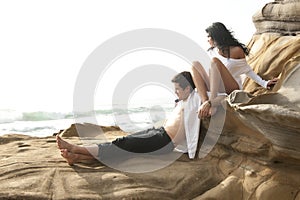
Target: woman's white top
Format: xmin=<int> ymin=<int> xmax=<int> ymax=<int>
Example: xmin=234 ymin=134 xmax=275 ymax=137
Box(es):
xmin=208 ymin=48 xmax=268 ymax=89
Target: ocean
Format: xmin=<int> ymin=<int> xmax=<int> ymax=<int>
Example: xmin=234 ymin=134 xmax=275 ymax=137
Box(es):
xmin=0 ymin=105 xmax=174 ymax=137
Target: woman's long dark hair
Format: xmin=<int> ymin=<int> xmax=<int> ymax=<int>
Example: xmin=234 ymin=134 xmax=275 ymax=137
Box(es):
xmin=205 ymin=22 xmax=249 ymax=57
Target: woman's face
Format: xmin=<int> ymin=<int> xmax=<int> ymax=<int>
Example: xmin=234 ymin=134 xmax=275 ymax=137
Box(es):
xmin=207 ymin=35 xmax=214 ymax=47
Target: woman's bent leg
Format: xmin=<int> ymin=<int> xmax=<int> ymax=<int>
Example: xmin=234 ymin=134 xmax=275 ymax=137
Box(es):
xmin=191 ymin=61 xmax=210 ymax=102
xmin=210 ymin=57 xmax=239 ymax=99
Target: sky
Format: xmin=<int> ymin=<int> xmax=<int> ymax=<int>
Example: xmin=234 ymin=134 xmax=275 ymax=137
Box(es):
xmin=0 ymin=0 xmax=271 ymax=112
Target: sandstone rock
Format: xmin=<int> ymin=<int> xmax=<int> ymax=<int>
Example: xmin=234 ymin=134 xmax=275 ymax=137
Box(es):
xmin=0 ymin=135 xmax=225 ymax=199
xmin=54 ymin=123 xmax=124 ymax=138
xmin=194 ymin=1 xmax=300 ymax=198
xmin=194 ymin=176 xmax=243 ymax=200
xmin=253 ymin=0 xmax=300 ymax=35
xmin=226 ymin=34 xmax=300 ymax=161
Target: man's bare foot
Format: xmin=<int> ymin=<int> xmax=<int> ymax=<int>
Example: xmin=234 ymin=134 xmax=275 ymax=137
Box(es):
xmin=56 ymin=135 xmax=75 ymax=152
xmin=60 ymin=149 xmax=77 ymax=165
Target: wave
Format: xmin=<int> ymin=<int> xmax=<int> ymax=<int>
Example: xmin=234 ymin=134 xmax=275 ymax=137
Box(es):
xmin=0 ymin=105 xmax=174 ymax=124
xmin=0 ymin=110 xmax=72 ymax=123
xmin=0 ymin=105 xmax=174 ymax=137
xmin=0 ymin=109 xmax=23 ymax=123
xmin=10 ymin=125 xmax=56 ymax=133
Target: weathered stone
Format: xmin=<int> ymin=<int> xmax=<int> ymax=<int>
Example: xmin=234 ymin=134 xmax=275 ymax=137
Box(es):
xmin=253 ymin=0 xmax=300 ymax=35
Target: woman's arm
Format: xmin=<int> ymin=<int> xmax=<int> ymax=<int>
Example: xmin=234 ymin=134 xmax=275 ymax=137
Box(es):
xmin=245 ymin=69 xmax=278 ymax=89
xmin=245 ymin=70 xmax=268 ymax=88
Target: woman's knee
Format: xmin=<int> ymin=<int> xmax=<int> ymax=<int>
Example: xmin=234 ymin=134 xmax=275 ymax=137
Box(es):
xmin=192 ymin=61 xmax=204 ymax=72
xmin=211 ymin=57 xmax=223 ymax=70
xmin=211 ymin=57 xmax=221 ymax=64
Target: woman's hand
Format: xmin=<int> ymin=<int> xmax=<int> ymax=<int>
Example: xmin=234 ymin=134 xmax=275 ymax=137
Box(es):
xmin=267 ymin=77 xmax=279 ymax=89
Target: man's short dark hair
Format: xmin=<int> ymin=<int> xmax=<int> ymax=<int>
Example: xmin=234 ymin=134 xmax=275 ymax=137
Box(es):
xmin=171 ymin=71 xmax=196 ymax=92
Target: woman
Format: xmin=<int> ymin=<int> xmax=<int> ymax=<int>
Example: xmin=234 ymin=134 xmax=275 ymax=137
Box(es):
xmin=191 ymin=22 xmax=278 ymax=118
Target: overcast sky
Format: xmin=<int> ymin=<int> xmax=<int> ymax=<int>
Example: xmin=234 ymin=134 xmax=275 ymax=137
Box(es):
xmin=0 ymin=0 xmax=271 ymax=112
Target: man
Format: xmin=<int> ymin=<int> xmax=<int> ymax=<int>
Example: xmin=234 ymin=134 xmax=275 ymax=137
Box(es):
xmin=57 ymin=71 xmax=201 ymax=165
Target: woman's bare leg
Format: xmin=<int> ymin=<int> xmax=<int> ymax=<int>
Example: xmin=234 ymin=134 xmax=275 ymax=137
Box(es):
xmin=191 ymin=61 xmax=210 ymax=102
xmin=203 ymin=57 xmax=239 ymax=117
xmin=191 ymin=61 xmax=215 ymax=118
xmin=60 ymin=149 xmax=97 ymax=165
xmin=192 ymin=58 xmax=239 ymax=118
xmin=210 ymin=57 xmax=239 ymax=99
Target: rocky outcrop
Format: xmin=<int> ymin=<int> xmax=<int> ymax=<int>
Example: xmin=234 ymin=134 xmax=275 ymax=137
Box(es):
xmin=253 ymin=0 xmax=300 ymax=35
xmin=0 ymin=134 xmax=226 ymax=199
xmin=195 ymin=0 xmax=300 ymax=198
xmin=196 ymin=68 xmax=300 ymax=199
xmin=227 ymin=32 xmax=300 ymax=161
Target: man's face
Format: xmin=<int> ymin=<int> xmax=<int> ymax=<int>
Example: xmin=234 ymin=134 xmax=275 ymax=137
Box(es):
xmin=174 ymin=83 xmax=190 ymax=101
